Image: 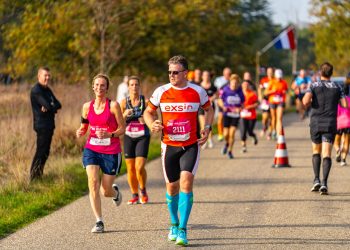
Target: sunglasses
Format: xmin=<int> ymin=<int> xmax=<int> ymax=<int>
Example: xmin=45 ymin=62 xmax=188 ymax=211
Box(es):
xmin=168 ymin=70 xmax=186 ymax=75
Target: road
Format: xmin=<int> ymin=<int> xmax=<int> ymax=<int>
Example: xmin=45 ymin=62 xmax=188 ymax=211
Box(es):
xmin=1 ymin=113 xmax=350 ymax=249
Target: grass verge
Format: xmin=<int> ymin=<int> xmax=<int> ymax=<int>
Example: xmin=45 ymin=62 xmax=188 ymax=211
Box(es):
xmin=0 ymin=139 xmax=161 ymax=239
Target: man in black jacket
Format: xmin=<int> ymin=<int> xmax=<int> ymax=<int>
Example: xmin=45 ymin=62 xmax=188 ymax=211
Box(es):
xmin=30 ymin=67 xmax=61 ymax=181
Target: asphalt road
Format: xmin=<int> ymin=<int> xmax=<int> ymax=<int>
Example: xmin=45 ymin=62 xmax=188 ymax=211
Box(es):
xmin=1 ymin=113 xmax=350 ymax=249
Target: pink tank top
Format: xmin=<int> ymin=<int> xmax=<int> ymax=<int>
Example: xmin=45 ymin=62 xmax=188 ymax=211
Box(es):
xmin=85 ymin=99 xmax=121 ymax=154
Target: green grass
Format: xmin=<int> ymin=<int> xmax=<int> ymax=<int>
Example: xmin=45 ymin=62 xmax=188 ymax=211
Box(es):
xmin=0 ymin=140 xmax=161 ymax=239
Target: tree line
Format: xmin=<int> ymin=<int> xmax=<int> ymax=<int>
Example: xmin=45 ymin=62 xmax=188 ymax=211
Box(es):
xmin=0 ymin=0 xmax=347 ymax=84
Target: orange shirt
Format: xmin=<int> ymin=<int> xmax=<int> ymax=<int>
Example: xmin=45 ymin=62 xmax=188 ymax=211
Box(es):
xmin=148 ymin=83 xmax=210 ymax=146
xmin=259 ymin=76 xmax=273 ymax=89
xmin=241 ymin=90 xmax=258 ymax=120
xmin=266 ymin=79 xmax=288 ymax=104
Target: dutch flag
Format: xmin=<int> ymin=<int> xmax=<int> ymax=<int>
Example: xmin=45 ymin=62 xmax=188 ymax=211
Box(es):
xmin=274 ymin=26 xmax=296 ymax=50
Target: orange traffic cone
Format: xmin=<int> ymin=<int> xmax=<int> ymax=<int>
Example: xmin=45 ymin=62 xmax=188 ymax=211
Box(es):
xmin=272 ymin=127 xmax=291 ymax=168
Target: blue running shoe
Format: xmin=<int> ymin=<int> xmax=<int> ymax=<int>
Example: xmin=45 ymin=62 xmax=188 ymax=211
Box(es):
xmin=228 ymin=151 xmax=234 ymax=159
xmin=168 ymin=225 xmax=178 ymax=241
xmin=175 ymin=229 xmax=188 ymax=246
xmin=221 ymin=144 xmax=228 ymax=155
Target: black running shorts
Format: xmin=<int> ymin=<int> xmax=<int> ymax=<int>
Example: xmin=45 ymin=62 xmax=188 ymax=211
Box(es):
xmin=161 ymin=142 xmax=200 ymax=183
xmin=123 ymin=135 xmax=150 ymax=158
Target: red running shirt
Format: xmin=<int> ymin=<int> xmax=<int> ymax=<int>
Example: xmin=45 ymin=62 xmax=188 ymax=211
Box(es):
xmin=148 ymin=83 xmax=210 ymax=147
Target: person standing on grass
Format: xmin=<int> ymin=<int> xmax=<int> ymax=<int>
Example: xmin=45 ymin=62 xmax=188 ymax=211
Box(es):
xmin=76 ymin=74 xmax=125 ymax=233
xmin=30 ymin=67 xmax=61 ymax=181
xmin=120 ymin=76 xmax=151 ymax=205
xmin=303 ymin=62 xmax=347 ymax=195
xmin=143 ymin=55 xmax=214 ymax=246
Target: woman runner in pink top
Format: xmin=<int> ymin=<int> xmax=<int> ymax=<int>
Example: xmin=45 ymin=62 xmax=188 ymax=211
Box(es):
xmin=76 ymin=74 xmax=125 ymax=233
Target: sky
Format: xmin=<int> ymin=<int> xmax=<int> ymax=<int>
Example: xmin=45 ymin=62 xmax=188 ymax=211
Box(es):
xmin=269 ymin=0 xmax=312 ymax=27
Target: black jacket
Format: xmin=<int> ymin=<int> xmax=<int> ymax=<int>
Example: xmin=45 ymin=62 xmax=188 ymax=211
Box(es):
xmin=30 ymin=83 xmax=62 ymax=131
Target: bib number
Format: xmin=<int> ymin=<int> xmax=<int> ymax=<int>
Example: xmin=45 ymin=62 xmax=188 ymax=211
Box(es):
xmin=226 ymin=107 xmax=240 ymax=118
xmin=125 ymin=121 xmax=145 ymax=138
xmin=272 ymin=95 xmax=283 ymax=103
xmin=260 ymin=100 xmax=269 ymax=111
xmin=240 ymin=109 xmax=252 ymax=118
xmin=167 ymin=119 xmax=191 ymax=141
xmin=90 ymin=137 xmax=111 ymax=146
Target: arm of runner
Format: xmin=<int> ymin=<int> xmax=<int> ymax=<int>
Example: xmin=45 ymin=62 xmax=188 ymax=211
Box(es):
xmin=302 ymin=92 xmax=312 ymax=108
xmin=217 ymin=98 xmax=227 ymax=112
xmin=197 ymin=104 xmax=214 ymax=146
xmin=143 ymin=106 xmax=163 ymax=133
xmin=340 ymin=97 xmax=348 ymax=109
xmin=76 ymin=102 xmax=90 ymax=138
xmin=120 ymin=98 xmax=133 ymax=119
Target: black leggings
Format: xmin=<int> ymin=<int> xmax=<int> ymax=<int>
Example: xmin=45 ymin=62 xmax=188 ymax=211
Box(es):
xmin=240 ymin=119 xmax=257 ymax=141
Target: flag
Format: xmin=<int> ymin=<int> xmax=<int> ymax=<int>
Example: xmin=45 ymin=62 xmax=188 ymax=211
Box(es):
xmin=274 ymin=26 xmax=296 ymax=50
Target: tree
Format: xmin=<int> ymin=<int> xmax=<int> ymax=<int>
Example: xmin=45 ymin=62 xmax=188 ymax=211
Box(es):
xmin=310 ymin=0 xmax=350 ymax=75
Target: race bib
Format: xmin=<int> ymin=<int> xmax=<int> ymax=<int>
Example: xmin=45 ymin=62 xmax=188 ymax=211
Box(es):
xmin=89 ymin=137 xmax=111 ymax=146
xmin=125 ymin=121 xmax=145 ymax=138
xmin=272 ymin=95 xmax=283 ymax=103
xmin=226 ymin=107 xmax=240 ymax=118
xmin=260 ymin=100 xmax=269 ymax=111
xmin=240 ymin=109 xmax=252 ymax=118
xmin=166 ymin=119 xmax=191 ymax=141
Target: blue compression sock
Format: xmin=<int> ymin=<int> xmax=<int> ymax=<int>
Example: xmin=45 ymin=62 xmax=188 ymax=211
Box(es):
xmin=166 ymin=193 xmax=179 ymax=225
xmin=178 ymin=191 xmax=193 ymax=230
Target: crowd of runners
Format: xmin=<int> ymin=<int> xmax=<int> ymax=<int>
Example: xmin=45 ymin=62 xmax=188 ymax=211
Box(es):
xmin=73 ymin=55 xmax=350 ymax=246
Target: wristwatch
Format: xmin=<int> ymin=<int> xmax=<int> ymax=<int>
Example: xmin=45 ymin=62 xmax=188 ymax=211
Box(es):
xmin=204 ymin=125 xmax=212 ymax=131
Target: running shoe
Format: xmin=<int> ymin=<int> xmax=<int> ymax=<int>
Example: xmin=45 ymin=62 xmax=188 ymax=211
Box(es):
xmin=175 ymin=229 xmax=188 ymax=246
xmin=260 ymin=130 xmax=265 ymax=138
xmin=340 ymin=160 xmax=347 ymax=167
xmin=241 ymin=146 xmax=247 ymax=153
xmin=217 ymin=134 xmax=224 ymax=142
xmin=221 ymin=144 xmax=228 ymax=155
xmin=335 ymin=150 xmax=341 ymax=162
xmin=208 ymin=139 xmax=214 ymax=149
xmin=91 ymin=221 xmax=104 ymax=233
xmin=319 ymin=185 xmax=328 ymax=195
xmin=168 ymin=225 xmax=178 ymax=241
xmin=201 ymin=142 xmax=207 ymax=150
xmin=310 ymin=182 xmax=321 ymax=192
xmin=127 ymin=195 xmax=139 ymax=205
xmin=253 ymin=136 xmax=258 ymax=145
xmin=112 ymin=184 xmax=122 ymax=206
xmin=140 ymin=193 xmax=149 ymax=204
xmin=272 ymin=131 xmax=277 ymax=141
xmin=228 ymin=151 xmax=234 ymax=159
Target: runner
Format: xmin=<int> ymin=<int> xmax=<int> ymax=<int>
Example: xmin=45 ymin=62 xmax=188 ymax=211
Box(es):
xmin=303 ymin=62 xmax=347 ymax=195
xmin=214 ymin=67 xmax=232 ymax=141
xmin=199 ymin=70 xmax=217 ymax=149
xmin=76 ymin=74 xmax=125 ymax=233
xmin=291 ymin=69 xmax=311 ymax=120
xmin=240 ymin=80 xmax=259 ymax=153
xmin=143 ymin=55 xmax=214 ymax=246
xmin=120 ymin=76 xmax=150 ymax=204
xmin=265 ymin=69 xmax=288 ymax=139
xmin=218 ymin=74 xmax=245 ymax=159
xmin=259 ymin=67 xmax=274 ymax=139
xmin=334 ymin=72 xmax=350 ymax=166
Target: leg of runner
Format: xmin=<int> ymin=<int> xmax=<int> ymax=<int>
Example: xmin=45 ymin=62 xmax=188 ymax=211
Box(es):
xmin=198 ymin=114 xmax=206 ymax=149
xmin=311 ymin=143 xmax=322 ymax=192
xmin=247 ymin=119 xmax=258 ymax=145
xmin=276 ymin=105 xmax=284 ymax=136
xmin=166 ymin=181 xmax=180 ymax=241
xmin=227 ymin=126 xmax=236 ymax=159
xmin=270 ymin=108 xmax=277 ymax=139
xmin=340 ymin=133 xmax=349 ymax=166
xmin=222 ymin=126 xmax=229 ymax=155
xmin=86 ymin=165 xmax=104 ymax=232
xmin=217 ymin=112 xmax=224 ymax=141
xmin=240 ymin=119 xmax=248 ymax=153
xmin=333 ymin=134 xmax=341 ymax=162
xmin=261 ymin=111 xmax=268 ymax=137
xmin=320 ymin=141 xmax=333 ymax=195
xmin=126 ymin=158 xmax=139 ymax=204
xmin=135 ymin=157 xmax=148 ymax=203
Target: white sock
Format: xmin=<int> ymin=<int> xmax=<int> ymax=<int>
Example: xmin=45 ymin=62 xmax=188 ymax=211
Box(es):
xmin=96 ymin=217 xmax=103 ymax=223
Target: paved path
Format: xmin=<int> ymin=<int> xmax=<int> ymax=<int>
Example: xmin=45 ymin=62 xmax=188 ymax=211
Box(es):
xmin=1 ymin=113 xmax=350 ymax=249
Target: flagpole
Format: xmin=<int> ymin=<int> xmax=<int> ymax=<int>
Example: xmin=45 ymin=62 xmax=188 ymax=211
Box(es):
xmin=255 ymin=51 xmax=261 ymax=87
xmin=292 ymin=27 xmax=298 ymax=75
